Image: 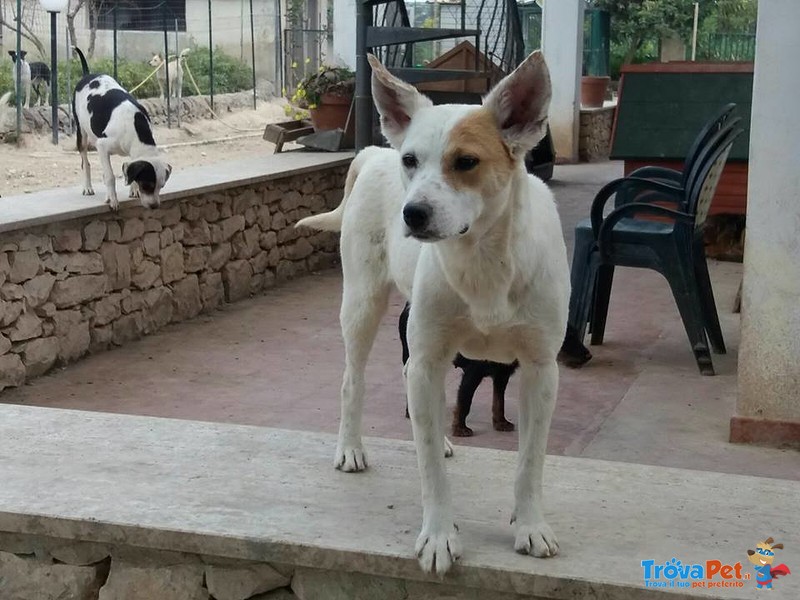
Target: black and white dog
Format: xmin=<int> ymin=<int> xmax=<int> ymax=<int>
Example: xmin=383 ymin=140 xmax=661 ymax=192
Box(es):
xmin=72 ymin=46 xmax=172 ymax=210
xmin=8 ymin=50 xmax=50 ymax=108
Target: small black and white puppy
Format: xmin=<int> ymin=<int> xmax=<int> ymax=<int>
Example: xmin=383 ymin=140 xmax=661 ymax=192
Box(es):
xmin=72 ymin=46 xmax=172 ymax=210
xmin=8 ymin=50 xmax=50 ymax=108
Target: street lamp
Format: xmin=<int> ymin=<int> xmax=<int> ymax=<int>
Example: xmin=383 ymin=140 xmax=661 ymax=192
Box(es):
xmin=40 ymin=0 xmax=68 ymax=145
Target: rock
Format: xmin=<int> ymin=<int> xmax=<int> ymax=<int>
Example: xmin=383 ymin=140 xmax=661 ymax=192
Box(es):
xmin=250 ymin=251 xmax=269 ymax=275
xmin=184 ymin=247 xmax=211 ymax=273
xmin=222 ymin=260 xmax=252 ymax=302
xmin=143 ymin=232 xmax=161 ymax=258
xmin=276 ymin=261 xmax=297 ymax=282
xmin=50 ymin=541 xmax=111 ymax=566
xmin=259 ymin=231 xmax=277 ymax=251
xmin=200 ymin=273 xmax=224 ymax=312
xmin=132 ymin=260 xmax=162 ymax=290
xmin=0 ymin=353 xmax=25 ymax=390
xmin=209 ymin=243 xmax=232 ymax=271
xmin=160 ymin=228 xmax=174 ymax=248
xmin=0 ymin=551 xmax=101 ymax=600
xmin=251 ymin=589 xmax=297 ymax=600
xmin=36 ymin=302 xmax=57 ymax=318
xmin=61 ymin=252 xmax=105 ymax=275
xmin=172 ymin=223 xmax=185 ymax=243
xmin=1 ymin=282 xmax=24 ymax=300
xmin=101 ymin=243 xmax=132 ymax=291
xmin=0 ymin=299 xmax=24 ymax=326
xmin=159 ymin=204 xmax=182 ymax=226
xmin=121 ymin=292 xmax=145 ymax=315
xmin=201 ymin=202 xmax=220 ymax=223
xmin=144 ymin=287 xmax=173 ymax=329
xmin=272 ymin=212 xmax=286 ymax=231
xmin=184 ymin=221 xmax=211 ymax=246
xmin=121 ymin=218 xmax=145 ymax=243
xmin=5 ymin=312 xmax=42 ymax=341
xmin=288 ymin=238 xmax=314 ymax=261
xmin=51 ymin=275 xmax=107 ymax=308
xmin=91 ymin=296 xmax=122 ymax=326
xmin=83 ymin=220 xmax=107 ymax=251
xmin=112 ymin=313 xmax=143 ymax=345
xmin=90 ymin=325 xmax=113 ymax=353
xmin=220 ymin=215 xmax=246 ymax=241
xmin=232 ymin=189 xmax=257 ymax=215
xmin=182 ymin=203 xmax=202 ymax=221
xmin=144 ymin=218 xmax=162 ymax=233
xmin=161 ymin=244 xmax=185 ymax=284
xmin=106 ymin=221 xmax=122 ymax=242
xmin=205 ymin=563 xmax=290 ymax=600
xmin=22 ymin=273 xmax=56 ymax=307
xmin=290 ymin=568 xmax=406 ymax=600
xmin=20 ymin=336 xmax=59 ymax=376
xmin=0 ymin=334 xmax=10 ymax=355
xmin=0 ymin=252 xmax=9 ymax=286
xmin=9 ymin=249 xmax=41 ymax=283
xmin=98 ymin=561 xmax=208 ymax=600
xmin=257 ymin=206 xmax=272 ymax=230
xmin=52 ymin=229 xmax=83 ymax=252
xmin=279 ymin=190 xmax=302 ymax=212
xmin=171 ymin=275 xmax=202 ymax=321
xmin=52 ymin=311 xmax=90 ymax=362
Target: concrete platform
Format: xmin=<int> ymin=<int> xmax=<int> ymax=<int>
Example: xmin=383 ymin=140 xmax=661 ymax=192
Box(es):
xmin=0 ymin=404 xmax=797 ymax=599
xmin=1 ymin=162 xmax=797 ymax=483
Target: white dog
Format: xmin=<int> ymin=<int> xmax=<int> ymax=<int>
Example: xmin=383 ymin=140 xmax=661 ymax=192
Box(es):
xmin=296 ymin=51 xmax=569 ymax=575
xmin=148 ymin=49 xmax=189 ymax=100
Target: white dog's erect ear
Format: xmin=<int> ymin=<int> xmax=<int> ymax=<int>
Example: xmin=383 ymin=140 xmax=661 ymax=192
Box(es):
xmin=483 ymin=50 xmax=552 ymax=153
xmin=368 ymin=53 xmax=432 ymax=148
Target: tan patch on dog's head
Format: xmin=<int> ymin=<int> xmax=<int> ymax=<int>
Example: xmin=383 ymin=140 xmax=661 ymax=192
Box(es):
xmin=442 ymin=108 xmax=515 ymax=194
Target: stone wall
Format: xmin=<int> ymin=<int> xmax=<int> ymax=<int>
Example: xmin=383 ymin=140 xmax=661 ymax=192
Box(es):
xmin=0 ymin=533 xmax=542 ymax=600
xmin=0 ymin=165 xmax=346 ymax=391
xmin=578 ymin=106 xmax=615 ymax=162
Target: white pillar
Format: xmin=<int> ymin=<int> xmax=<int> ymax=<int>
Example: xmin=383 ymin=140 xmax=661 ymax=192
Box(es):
xmin=734 ymin=0 xmax=800 ymax=444
xmin=333 ymin=0 xmax=357 ymax=69
xmin=541 ymin=0 xmax=584 ymax=162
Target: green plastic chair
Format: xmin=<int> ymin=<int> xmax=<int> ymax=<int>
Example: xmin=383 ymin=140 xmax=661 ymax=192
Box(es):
xmin=567 ymin=120 xmax=744 ymax=375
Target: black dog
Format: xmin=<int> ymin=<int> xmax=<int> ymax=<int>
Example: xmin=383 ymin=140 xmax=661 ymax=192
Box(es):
xmin=399 ymin=303 xmax=592 ymax=437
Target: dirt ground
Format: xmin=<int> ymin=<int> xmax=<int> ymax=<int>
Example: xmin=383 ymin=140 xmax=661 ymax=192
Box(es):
xmin=1 ymin=99 xmax=295 ymax=197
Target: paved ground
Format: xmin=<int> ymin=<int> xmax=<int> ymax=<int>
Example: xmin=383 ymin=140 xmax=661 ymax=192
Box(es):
xmin=2 ymin=161 xmax=797 ymax=480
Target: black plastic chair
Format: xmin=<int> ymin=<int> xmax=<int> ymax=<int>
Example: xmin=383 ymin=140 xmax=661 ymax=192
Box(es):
xmin=567 ymin=120 xmax=744 ymax=375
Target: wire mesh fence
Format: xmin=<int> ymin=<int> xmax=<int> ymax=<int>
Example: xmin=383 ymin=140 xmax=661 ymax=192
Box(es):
xmin=1 ymin=0 xmax=282 ymax=136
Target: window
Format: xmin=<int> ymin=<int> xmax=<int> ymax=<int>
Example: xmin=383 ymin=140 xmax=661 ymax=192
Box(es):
xmin=91 ymin=0 xmax=187 ymax=32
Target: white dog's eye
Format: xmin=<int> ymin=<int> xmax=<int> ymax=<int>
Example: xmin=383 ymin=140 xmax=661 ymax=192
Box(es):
xmin=401 ymin=153 xmax=418 ymax=169
xmin=454 ymin=155 xmax=480 ymax=171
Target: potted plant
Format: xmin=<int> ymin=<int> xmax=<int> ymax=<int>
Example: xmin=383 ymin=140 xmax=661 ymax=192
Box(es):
xmin=287 ymin=64 xmax=355 ymax=132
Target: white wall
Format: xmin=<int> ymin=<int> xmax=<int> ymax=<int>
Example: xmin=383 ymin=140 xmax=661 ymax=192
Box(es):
xmin=332 ymin=0 xmax=356 ymax=69
xmin=736 ymin=0 xmax=800 ymax=423
xmin=541 ymin=0 xmax=583 ymax=162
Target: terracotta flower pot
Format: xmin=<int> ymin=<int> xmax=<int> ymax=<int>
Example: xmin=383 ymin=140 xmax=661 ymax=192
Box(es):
xmin=309 ymin=93 xmax=352 ymax=131
xmin=581 ymin=76 xmax=610 ymax=108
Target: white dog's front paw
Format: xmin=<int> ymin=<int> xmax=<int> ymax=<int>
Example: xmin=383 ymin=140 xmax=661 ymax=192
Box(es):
xmin=416 ymin=523 xmax=461 ymax=575
xmin=106 ymin=196 xmax=119 ymax=211
xmin=513 ymin=519 xmax=559 ymax=558
xmin=83 ymin=186 xmax=95 ymax=196
xmin=444 ymin=436 xmax=454 ymax=458
xmin=129 ymin=186 xmax=139 ymax=199
xmin=334 ymin=445 xmax=368 ymax=472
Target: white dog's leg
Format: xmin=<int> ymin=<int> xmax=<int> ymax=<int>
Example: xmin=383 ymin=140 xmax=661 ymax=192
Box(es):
xmin=407 ymin=354 xmax=462 ymax=575
xmin=129 ymin=181 xmax=140 ymax=198
xmin=80 ymin=148 xmax=95 ymax=196
xmin=512 ymin=360 xmax=559 ymax=558
xmin=96 ymin=141 xmax=118 ymax=210
xmin=335 ymin=284 xmax=389 ymax=472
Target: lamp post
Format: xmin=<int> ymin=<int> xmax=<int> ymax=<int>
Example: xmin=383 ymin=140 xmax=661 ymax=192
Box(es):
xmin=40 ymin=0 xmax=69 ymax=145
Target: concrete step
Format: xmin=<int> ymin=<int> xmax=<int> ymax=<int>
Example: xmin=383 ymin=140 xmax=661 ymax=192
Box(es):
xmin=0 ymin=404 xmax=796 ymax=599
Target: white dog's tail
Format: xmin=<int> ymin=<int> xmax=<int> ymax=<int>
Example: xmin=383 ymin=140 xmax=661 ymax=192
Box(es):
xmin=295 ymin=146 xmax=377 ymax=232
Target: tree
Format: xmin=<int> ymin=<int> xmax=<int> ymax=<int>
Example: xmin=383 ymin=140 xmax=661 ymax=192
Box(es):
xmin=65 ymin=0 xmax=106 ymax=58
xmin=0 ymin=0 xmax=47 ymax=59
xmin=591 ymin=0 xmax=758 ymax=65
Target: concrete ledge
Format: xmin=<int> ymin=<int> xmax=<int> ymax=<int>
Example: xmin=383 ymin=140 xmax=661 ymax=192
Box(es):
xmin=0 ymin=404 xmax=797 ymax=599
xmin=0 ymin=152 xmax=353 ymax=234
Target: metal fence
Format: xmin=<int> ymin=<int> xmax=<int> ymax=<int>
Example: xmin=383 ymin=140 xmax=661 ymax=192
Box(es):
xmin=1 ymin=0 xmax=282 ymax=137
xmin=692 ymin=32 xmax=756 ymax=62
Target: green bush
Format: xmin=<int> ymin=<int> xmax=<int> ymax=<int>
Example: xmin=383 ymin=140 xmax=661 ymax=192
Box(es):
xmin=0 ymin=46 xmax=253 ymax=104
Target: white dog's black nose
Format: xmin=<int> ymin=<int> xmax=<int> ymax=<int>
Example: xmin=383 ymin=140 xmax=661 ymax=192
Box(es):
xmin=403 ymin=202 xmax=432 ymax=232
